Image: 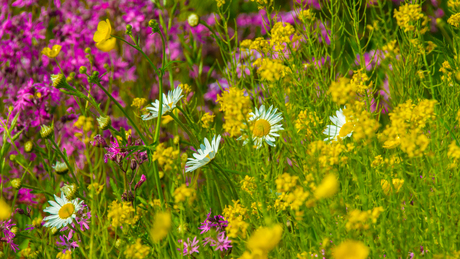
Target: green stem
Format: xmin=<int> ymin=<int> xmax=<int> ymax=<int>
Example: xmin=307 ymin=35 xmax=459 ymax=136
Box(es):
xmin=169 ymin=113 xmax=199 ymax=147
xmin=49 ymin=138 xmax=80 ymax=188
xmin=93 ymin=81 xmax=148 ymax=145
xmin=212 ymin=161 xmax=238 ymax=201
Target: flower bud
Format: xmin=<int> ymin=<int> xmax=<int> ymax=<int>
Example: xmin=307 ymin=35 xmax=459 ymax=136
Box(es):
xmin=115 ymin=239 xmax=124 ymax=248
xmin=24 ymin=140 xmax=33 ymax=153
xmin=10 ymin=179 xmax=21 ymax=190
xmin=32 ymin=217 xmax=43 ymax=228
xmin=92 ymin=71 xmax=99 ymax=78
xmin=91 ymin=134 xmax=108 ymax=147
xmin=97 ymin=115 xmax=111 ymax=130
xmin=53 ymin=161 xmax=69 ymax=175
xmin=173 ymin=135 xmax=180 ymax=145
xmin=10 ymin=227 xmax=18 ymax=235
xmin=66 ymin=72 xmax=76 ymax=81
xmin=148 ymin=19 xmax=160 ymax=33
xmin=103 ymin=63 xmax=110 ymax=71
xmin=84 ymin=47 xmax=92 ymax=54
xmin=50 ymin=227 xmax=59 ymax=236
xmin=9 ymin=155 xmax=16 ymax=161
xmin=134 ymin=174 xmax=146 ymax=190
xmin=159 ymin=171 xmax=164 ymax=179
xmin=40 ymin=124 xmax=54 ymax=139
xmin=79 ymin=66 xmax=87 ymax=74
xmin=130 ymin=159 xmax=138 ymax=171
xmin=61 ymin=183 xmax=78 ymax=200
xmin=188 ymin=14 xmax=200 ymax=27
xmin=51 ymin=74 xmax=66 ymax=89
xmin=126 ymin=24 xmax=133 ymax=34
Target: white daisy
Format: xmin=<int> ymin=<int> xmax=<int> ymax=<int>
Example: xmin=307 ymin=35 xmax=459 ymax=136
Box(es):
xmin=43 ymin=193 xmax=83 ymax=229
xmin=323 ymin=107 xmax=353 ymax=141
xmin=142 ymin=86 xmax=183 ymax=121
xmin=239 ymin=105 xmax=284 ymax=148
xmin=185 ymin=135 xmax=222 ymax=172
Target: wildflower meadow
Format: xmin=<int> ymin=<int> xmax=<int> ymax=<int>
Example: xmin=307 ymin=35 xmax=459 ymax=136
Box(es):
xmin=2 ymin=0 xmax=460 ymax=258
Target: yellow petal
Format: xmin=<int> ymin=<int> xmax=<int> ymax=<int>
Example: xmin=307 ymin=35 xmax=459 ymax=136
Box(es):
xmin=97 ymin=20 xmax=109 ymax=33
xmin=41 ymin=47 xmax=51 ymax=56
xmin=49 ymin=45 xmax=62 ymax=57
xmin=93 ymin=30 xmax=106 ymax=43
xmin=106 ymin=18 xmax=112 ymax=35
xmin=96 ymin=37 xmax=116 ymax=52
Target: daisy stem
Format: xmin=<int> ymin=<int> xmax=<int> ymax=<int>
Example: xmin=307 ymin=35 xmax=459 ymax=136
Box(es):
xmin=49 ymin=138 xmax=81 ymax=188
xmin=170 ymin=113 xmax=199 ymax=147
xmin=211 ymin=162 xmax=238 ymax=201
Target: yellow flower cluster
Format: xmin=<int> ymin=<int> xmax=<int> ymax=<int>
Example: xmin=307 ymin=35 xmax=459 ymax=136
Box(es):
xmin=333 ymin=240 xmax=369 ymax=259
xmin=275 ymin=173 xmax=298 ymax=193
xmin=74 ymin=115 xmax=93 ymax=132
xmin=239 ymin=225 xmax=283 ymax=259
xmin=124 ymin=239 xmax=150 ymax=259
xmin=350 ymin=69 xmax=372 ymax=94
xmin=299 ymin=9 xmax=315 ymax=22
xmin=240 ymin=175 xmax=256 ymax=195
xmin=216 ymin=87 xmax=252 ymax=137
xmin=448 ymin=141 xmax=460 ymax=168
xmin=309 ymin=140 xmax=348 ymax=168
xmin=107 ymin=200 xmax=139 ymax=227
xmin=178 ymin=83 xmax=192 ymax=95
xmin=240 ymin=37 xmax=270 ymax=53
xmin=448 ymin=0 xmax=460 ymax=13
xmin=227 ymin=215 xmax=249 ymax=238
xmin=346 ymin=207 xmax=384 ymax=230
xmin=216 ymin=0 xmax=225 ymax=7
xmin=201 ymin=112 xmax=215 ymax=129
xmin=173 ymin=184 xmax=196 ymax=203
xmin=440 ymin=60 xmax=454 ymax=86
xmin=56 ymin=250 xmax=72 ymax=259
xmin=328 ymin=78 xmax=357 ymax=105
xmin=250 ymin=0 xmax=268 ymax=10
xmin=131 ymin=98 xmax=147 ymax=109
xmin=380 ymin=99 xmax=437 ymax=157
xmin=314 ymin=174 xmax=339 ymax=199
xmin=295 ymin=109 xmax=321 ymax=139
xmin=343 ymin=102 xmax=380 ymax=142
xmin=223 ymin=200 xmax=249 ymax=238
xmin=274 ymin=193 xmax=289 ymax=211
xmin=382 ymin=40 xmax=400 ymax=58
xmin=150 ymin=211 xmax=171 ymax=242
xmin=152 ymin=143 xmax=179 ymax=171
xmin=394 ymin=4 xmax=429 ymax=33
xmin=270 ymin=22 xmax=300 ymax=52
xmin=381 ymin=178 xmax=405 ymax=195
xmin=252 ymin=58 xmax=291 ymax=82
xmin=19 ymin=248 xmax=39 ymax=258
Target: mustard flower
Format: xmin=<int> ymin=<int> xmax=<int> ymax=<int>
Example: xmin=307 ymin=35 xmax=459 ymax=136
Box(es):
xmin=93 ymin=19 xmax=116 ymax=52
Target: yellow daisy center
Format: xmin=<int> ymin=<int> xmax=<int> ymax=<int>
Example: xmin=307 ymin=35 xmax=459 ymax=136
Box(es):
xmin=168 ymin=102 xmax=174 ymax=107
xmin=338 ymin=122 xmax=353 ymax=138
xmin=253 ymin=119 xmax=271 ymax=137
xmin=58 ymin=203 xmax=75 ymax=219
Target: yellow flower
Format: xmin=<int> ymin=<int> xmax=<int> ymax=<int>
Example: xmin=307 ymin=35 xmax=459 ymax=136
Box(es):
xmin=244 ymin=225 xmax=283 ymax=259
xmin=0 ymin=198 xmax=11 ymax=220
xmin=124 ymin=239 xmax=150 ymax=259
xmin=93 ymin=19 xmax=116 ymax=52
xmin=333 ymin=240 xmax=369 ymax=259
xmin=42 ymin=45 xmax=62 ymax=58
xmin=314 ymin=174 xmax=339 ymax=199
xmin=201 ymin=112 xmax=215 ymax=129
xmin=107 ymin=200 xmax=139 ymax=227
xmin=381 ymin=178 xmax=405 ymax=195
